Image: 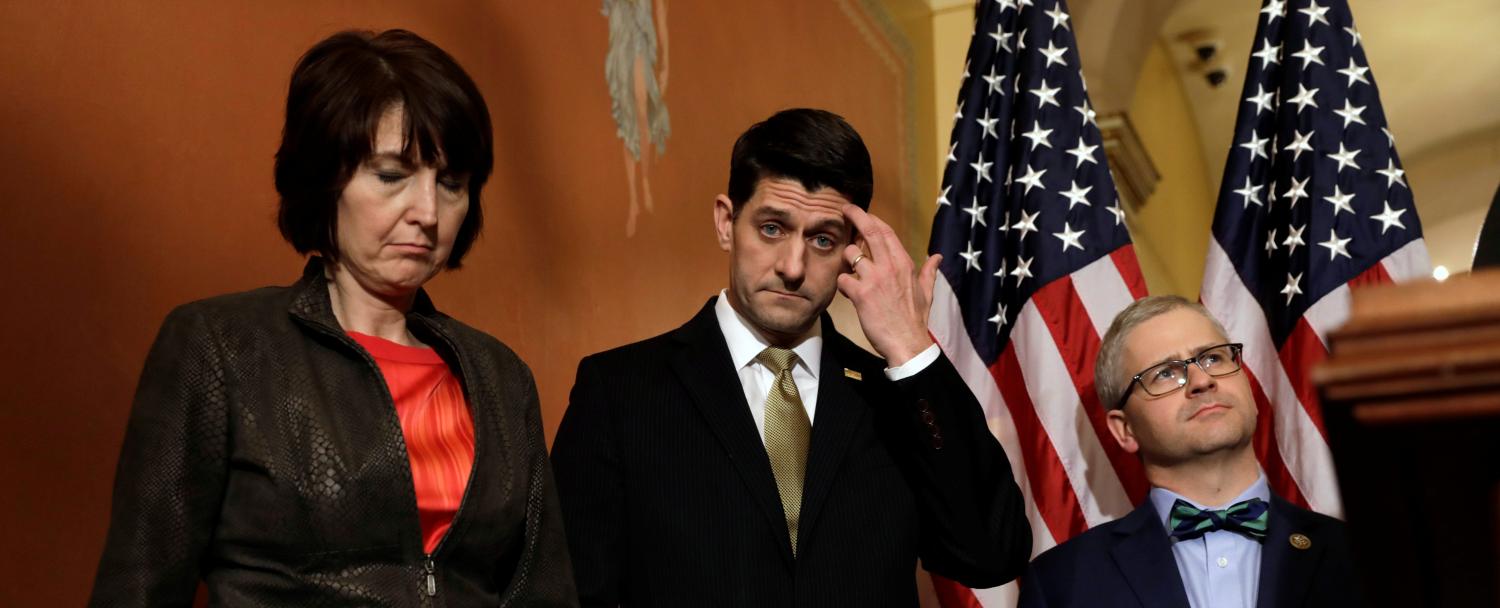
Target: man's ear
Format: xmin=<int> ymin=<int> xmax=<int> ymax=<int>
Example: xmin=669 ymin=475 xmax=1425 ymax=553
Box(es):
xmin=713 ymin=194 xmax=735 ymax=252
xmin=1106 ymin=408 xmax=1139 ymax=454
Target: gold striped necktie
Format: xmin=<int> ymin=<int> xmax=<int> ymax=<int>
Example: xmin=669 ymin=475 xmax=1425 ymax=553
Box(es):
xmin=756 ymin=346 xmax=812 ymax=556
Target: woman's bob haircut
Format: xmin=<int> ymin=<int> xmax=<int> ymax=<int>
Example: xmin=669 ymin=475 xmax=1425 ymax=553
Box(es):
xmin=274 ymin=29 xmax=493 ymax=268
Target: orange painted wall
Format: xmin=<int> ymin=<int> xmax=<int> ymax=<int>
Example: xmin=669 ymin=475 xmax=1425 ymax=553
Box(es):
xmin=0 ymin=1 xmax=910 ymax=604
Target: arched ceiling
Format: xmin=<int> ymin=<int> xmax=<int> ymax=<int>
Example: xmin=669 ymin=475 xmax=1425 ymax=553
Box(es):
xmin=1159 ymin=0 xmax=1500 ymax=194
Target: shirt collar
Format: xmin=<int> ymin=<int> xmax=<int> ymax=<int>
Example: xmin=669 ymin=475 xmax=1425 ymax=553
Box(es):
xmin=1149 ymin=472 xmax=1271 ymax=531
xmin=714 ymin=290 xmax=821 ymax=378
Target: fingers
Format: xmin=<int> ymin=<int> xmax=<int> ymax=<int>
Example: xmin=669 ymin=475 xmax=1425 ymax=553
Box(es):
xmin=918 ymin=253 xmax=942 ymax=302
xmin=836 ymin=272 xmax=860 ymax=300
xmin=867 ymin=213 xmax=907 ymax=269
xmin=843 ymin=244 xmax=865 ymax=270
xmin=841 ymin=203 xmax=910 ymax=270
xmin=840 ymin=203 xmax=880 ymax=240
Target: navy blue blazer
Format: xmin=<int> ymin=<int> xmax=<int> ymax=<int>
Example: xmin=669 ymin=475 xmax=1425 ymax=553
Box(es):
xmin=1018 ymin=494 xmax=1361 ymax=608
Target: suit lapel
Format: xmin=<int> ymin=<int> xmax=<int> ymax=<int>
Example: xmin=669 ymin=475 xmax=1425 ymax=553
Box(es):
xmin=668 ymin=299 xmax=792 ymax=563
xmin=1256 ymin=495 xmax=1327 ymax=608
xmin=795 ymin=321 xmax=868 ymax=553
xmin=1109 ymin=502 xmax=1193 ymax=608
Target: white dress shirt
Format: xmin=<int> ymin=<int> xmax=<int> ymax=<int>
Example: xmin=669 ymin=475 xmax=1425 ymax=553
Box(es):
xmin=713 ymin=291 xmax=941 ymax=440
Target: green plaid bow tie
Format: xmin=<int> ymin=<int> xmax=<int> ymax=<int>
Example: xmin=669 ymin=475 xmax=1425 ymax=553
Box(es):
xmin=1168 ymin=497 xmax=1269 ymax=542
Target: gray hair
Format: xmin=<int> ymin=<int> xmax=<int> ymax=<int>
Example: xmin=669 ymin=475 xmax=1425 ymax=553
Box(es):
xmin=1095 ymin=295 xmax=1230 ymax=409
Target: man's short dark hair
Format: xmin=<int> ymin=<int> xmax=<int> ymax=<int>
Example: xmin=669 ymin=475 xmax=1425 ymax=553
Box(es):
xmin=274 ymin=29 xmax=493 ymax=268
xmin=726 ymin=108 xmax=873 ymax=215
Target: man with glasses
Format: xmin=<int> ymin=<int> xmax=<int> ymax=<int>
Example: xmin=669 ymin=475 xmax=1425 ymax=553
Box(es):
xmin=1018 ymin=295 xmax=1359 ymax=608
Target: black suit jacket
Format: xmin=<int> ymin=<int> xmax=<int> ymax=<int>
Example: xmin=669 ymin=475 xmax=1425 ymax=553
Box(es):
xmin=551 ymin=298 xmax=1031 ymax=607
xmin=1018 ymin=494 xmax=1361 ymax=608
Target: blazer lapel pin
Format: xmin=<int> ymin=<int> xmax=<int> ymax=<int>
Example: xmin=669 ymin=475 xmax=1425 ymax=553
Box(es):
xmin=1289 ymin=533 xmax=1311 ymax=550
xmin=843 ymin=368 xmax=863 ymax=381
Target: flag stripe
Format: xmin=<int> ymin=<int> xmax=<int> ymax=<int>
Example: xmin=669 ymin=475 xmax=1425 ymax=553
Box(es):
xmin=1350 ymin=261 xmax=1390 ymax=288
xmin=993 ymin=344 xmax=1089 ymax=541
xmin=1302 ymin=284 xmax=1351 ymax=346
xmin=1076 ymin=250 xmax=1143 ymax=339
xmin=1269 ymin=385 xmax=1342 ymax=515
xmin=931 ymin=573 xmax=986 ymax=608
xmin=1380 ymin=239 xmax=1432 ymax=283
xmin=1109 ymin=245 xmax=1150 ymax=300
xmin=970 ymin=582 xmax=1019 ymax=606
xmin=1276 ymin=319 xmax=1331 ymax=438
xmin=1012 ymin=302 xmax=1133 ymax=526
xmin=1244 ymin=366 xmax=1310 ymax=509
xmin=1030 ymin=275 xmax=1149 ymax=503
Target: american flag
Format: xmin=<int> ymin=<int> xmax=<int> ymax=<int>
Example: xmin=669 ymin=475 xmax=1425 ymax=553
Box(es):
xmin=925 ymin=0 xmax=1148 ymax=604
xmin=1199 ymin=0 xmax=1428 ymax=519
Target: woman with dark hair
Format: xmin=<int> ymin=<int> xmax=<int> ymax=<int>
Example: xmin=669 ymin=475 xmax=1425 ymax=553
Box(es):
xmin=89 ymin=30 xmax=576 ymax=606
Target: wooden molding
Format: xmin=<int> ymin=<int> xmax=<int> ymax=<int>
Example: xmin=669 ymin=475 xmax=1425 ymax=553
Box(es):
xmin=1315 ymin=268 xmax=1500 ymax=423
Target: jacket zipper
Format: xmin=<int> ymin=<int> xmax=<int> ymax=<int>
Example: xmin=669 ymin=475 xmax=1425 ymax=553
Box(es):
xmin=423 ymin=556 xmax=437 ymax=597
xmin=299 ymin=316 xmax=481 ymax=602
xmin=416 ymin=325 xmax=482 ymax=600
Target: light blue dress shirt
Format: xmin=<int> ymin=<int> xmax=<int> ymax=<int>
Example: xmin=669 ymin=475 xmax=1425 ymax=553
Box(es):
xmin=1149 ymin=474 xmax=1271 ymax=608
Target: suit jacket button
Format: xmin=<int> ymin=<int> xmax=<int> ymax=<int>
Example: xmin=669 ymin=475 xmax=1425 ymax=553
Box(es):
xmin=920 ymin=410 xmax=935 ymax=424
xmin=931 ymin=435 xmax=944 ymax=450
xmin=917 ymin=398 xmax=932 ymax=413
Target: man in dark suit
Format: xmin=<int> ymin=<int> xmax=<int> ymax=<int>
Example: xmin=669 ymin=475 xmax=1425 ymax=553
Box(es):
xmin=551 ymin=108 xmax=1031 ymax=606
xmin=1019 ymin=295 xmax=1360 ymax=608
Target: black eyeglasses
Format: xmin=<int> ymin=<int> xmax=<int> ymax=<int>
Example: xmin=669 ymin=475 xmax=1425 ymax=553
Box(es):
xmin=1114 ymin=343 xmax=1243 ymax=410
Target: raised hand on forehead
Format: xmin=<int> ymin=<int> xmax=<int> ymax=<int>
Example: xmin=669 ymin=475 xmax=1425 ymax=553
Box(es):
xmin=836 ymin=203 xmax=941 ymax=366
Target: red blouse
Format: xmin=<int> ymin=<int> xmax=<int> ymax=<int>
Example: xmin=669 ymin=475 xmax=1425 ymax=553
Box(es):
xmin=349 ymin=332 xmax=475 ymax=555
